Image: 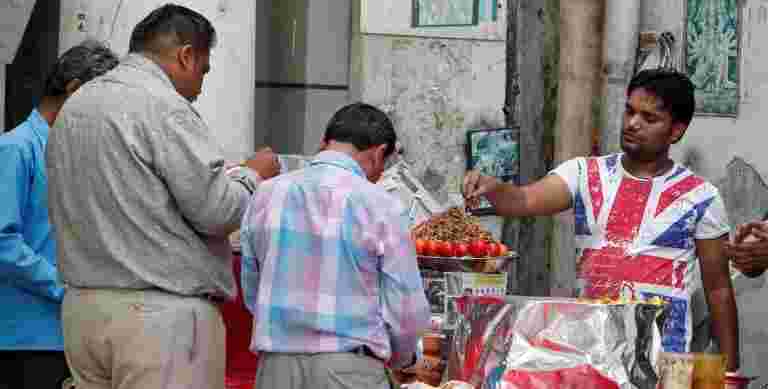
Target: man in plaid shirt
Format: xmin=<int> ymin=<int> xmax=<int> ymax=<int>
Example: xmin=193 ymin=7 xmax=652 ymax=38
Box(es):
xmin=240 ymin=103 xmax=430 ymax=389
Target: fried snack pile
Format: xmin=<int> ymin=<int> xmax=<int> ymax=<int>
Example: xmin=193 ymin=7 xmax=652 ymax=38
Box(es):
xmin=411 ymin=207 xmax=495 ymax=244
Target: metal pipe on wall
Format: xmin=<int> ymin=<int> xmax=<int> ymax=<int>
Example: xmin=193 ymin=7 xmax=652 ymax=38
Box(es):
xmin=0 ymin=65 xmax=5 ymax=130
xmin=550 ymin=0 xmax=605 ymax=296
xmin=600 ymin=0 xmax=641 ymax=155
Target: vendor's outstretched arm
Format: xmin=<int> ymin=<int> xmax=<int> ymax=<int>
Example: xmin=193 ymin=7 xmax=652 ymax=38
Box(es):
xmin=463 ymin=171 xmax=572 ymax=217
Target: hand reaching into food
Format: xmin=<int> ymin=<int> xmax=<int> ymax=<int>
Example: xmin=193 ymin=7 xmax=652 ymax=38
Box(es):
xmin=462 ymin=170 xmax=501 ymax=209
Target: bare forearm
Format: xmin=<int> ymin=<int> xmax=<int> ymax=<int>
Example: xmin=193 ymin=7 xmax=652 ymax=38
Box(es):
xmin=708 ymin=287 xmax=740 ymax=371
xmin=485 ymin=183 xmax=530 ymax=217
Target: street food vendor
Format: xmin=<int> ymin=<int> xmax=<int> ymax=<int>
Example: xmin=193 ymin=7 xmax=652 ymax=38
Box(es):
xmin=45 ymin=5 xmax=280 ymax=389
xmin=463 ymin=69 xmax=740 ymax=373
xmin=239 ymin=103 xmax=431 ymax=389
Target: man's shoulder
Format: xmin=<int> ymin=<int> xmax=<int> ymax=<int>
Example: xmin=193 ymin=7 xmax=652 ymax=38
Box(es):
xmin=665 ymin=164 xmax=720 ymax=194
xmin=0 ymin=124 xmax=35 ymax=154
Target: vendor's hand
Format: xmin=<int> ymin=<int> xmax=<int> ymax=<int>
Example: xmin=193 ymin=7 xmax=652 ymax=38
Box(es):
xmin=243 ymin=147 xmax=280 ymax=179
xmin=724 ymin=371 xmax=751 ymax=389
xmin=725 ymin=221 xmax=768 ymax=275
xmin=462 ymin=170 xmax=502 ymax=207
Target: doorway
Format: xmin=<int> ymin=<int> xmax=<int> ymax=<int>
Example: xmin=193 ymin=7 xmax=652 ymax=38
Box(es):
xmin=4 ymin=0 xmax=61 ymax=130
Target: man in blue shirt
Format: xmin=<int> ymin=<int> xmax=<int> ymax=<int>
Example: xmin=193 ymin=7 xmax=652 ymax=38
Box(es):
xmin=0 ymin=40 xmax=118 ymax=389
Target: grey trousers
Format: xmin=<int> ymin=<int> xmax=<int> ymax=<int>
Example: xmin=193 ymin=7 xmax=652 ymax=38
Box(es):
xmin=254 ymin=352 xmax=391 ymax=389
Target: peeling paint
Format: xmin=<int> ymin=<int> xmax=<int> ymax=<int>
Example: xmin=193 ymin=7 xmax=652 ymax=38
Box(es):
xmin=359 ymin=34 xmax=505 ymax=202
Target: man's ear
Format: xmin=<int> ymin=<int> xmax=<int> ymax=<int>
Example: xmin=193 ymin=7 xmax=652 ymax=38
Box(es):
xmin=177 ymin=44 xmax=195 ymax=71
xmin=670 ymin=122 xmax=688 ymax=145
xmin=64 ymin=79 xmax=83 ymax=96
xmin=375 ymin=144 xmax=388 ymax=161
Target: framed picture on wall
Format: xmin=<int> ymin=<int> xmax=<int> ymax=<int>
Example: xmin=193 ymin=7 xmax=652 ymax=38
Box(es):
xmin=465 ymin=127 xmax=520 ymax=215
xmin=412 ymin=0 xmax=480 ymax=27
xmin=684 ymin=0 xmax=741 ymax=116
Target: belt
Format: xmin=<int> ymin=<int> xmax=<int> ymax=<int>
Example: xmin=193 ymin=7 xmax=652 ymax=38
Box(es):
xmin=352 ymin=346 xmax=382 ymax=362
xmin=202 ymin=293 xmax=226 ymax=303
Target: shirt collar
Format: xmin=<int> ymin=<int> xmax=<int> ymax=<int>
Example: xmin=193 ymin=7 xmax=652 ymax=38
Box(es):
xmin=119 ymin=53 xmax=202 ymax=118
xmin=120 ymin=53 xmax=176 ymax=90
xmin=310 ymin=151 xmax=367 ymax=179
xmin=28 ymin=109 xmax=50 ymax=140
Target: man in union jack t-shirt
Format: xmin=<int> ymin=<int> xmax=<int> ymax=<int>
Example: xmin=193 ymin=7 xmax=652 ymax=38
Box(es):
xmin=463 ymin=69 xmax=739 ymax=374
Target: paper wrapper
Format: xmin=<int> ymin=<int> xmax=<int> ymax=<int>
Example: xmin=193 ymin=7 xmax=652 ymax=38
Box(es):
xmin=444 ymin=295 xmax=668 ymax=389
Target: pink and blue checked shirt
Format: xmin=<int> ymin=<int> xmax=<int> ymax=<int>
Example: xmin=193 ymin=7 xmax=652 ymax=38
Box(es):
xmin=240 ymin=151 xmax=430 ymax=368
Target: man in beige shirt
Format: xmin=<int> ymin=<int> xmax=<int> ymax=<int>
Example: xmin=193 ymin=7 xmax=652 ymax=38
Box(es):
xmin=46 ymin=5 xmax=279 ymax=389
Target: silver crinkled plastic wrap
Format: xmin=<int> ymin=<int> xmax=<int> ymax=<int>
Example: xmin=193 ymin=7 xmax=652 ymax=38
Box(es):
xmin=444 ymin=296 xmax=667 ymax=389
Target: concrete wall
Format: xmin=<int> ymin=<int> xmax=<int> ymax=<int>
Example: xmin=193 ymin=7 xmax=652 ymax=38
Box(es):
xmin=0 ymin=0 xmax=36 ymax=64
xmin=349 ymin=0 xmax=508 ymax=239
xmin=59 ymin=0 xmax=257 ymax=160
xmin=256 ymin=0 xmax=351 ymax=155
xmin=640 ymin=0 xmax=768 ymax=383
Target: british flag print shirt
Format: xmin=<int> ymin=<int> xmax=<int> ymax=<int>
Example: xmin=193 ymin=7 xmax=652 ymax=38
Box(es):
xmin=552 ymin=153 xmax=730 ymax=352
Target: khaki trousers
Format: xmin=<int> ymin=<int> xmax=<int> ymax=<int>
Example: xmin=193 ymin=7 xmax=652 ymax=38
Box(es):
xmin=254 ymin=352 xmax=391 ymax=389
xmin=62 ymin=287 xmax=225 ymax=389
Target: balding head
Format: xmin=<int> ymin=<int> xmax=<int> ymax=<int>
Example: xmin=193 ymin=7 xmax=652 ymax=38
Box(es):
xmin=129 ymin=4 xmax=216 ymax=56
xmin=129 ymin=4 xmax=215 ymax=102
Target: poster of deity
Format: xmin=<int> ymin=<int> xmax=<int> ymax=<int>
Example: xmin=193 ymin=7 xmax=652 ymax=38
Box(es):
xmin=685 ymin=0 xmax=741 ymax=116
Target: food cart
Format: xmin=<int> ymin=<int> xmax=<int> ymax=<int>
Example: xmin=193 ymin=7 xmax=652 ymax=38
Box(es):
xmin=378 ymin=161 xmax=520 ymax=386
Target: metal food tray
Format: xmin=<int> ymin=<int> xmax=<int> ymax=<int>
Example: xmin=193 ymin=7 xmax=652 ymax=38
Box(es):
xmin=417 ymin=253 xmax=518 ymax=273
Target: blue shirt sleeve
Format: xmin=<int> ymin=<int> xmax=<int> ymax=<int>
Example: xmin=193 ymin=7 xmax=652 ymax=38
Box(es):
xmin=0 ymin=145 xmax=64 ymax=302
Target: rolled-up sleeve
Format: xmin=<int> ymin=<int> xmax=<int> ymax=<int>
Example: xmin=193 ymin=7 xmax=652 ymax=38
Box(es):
xmin=155 ymin=110 xmax=261 ymax=237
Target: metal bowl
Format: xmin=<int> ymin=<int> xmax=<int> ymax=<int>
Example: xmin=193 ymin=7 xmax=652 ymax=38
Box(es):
xmin=417 ymin=253 xmax=518 ymax=273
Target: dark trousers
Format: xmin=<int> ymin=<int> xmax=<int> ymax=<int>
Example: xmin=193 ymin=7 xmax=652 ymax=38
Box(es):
xmin=0 ymin=351 xmax=71 ymax=389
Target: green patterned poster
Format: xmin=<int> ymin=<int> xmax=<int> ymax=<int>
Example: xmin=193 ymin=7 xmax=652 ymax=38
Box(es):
xmin=412 ymin=0 xmax=479 ymax=27
xmin=686 ymin=0 xmax=740 ymax=116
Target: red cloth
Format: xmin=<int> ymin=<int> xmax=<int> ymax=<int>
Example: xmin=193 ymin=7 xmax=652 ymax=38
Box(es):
xmin=220 ymin=253 xmax=259 ymax=388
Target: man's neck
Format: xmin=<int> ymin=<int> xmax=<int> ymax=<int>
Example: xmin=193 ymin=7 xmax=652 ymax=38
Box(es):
xmin=37 ymin=95 xmax=66 ymax=127
xmin=621 ymin=153 xmax=675 ymax=179
xmin=323 ymin=142 xmax=361 ymax=160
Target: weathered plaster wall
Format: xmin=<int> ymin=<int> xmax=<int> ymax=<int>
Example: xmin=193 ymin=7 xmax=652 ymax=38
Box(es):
xmin=351 ymin=33 xmax=507 ymax=236
xmin=59 ymin=0 xmax=257 ymax=160
xmin=350 ymin=0 xmax=509 ymax=239
xmin=640 ymin=0 xmax=768 ymax=382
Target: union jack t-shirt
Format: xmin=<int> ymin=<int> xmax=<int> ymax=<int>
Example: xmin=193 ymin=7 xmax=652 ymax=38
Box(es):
xmin=552 ymin=153 xmax=730 ymax=352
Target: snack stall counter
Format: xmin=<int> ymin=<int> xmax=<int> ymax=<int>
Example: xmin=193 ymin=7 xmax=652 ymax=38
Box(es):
xmin=378 ymin=161 xmax=520 ymax=387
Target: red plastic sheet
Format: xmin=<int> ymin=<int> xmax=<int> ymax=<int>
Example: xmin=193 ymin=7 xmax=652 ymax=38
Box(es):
xmin=500 ymin=365 xmax=620 ymax=389
xmin=220 ymin=254 xmax=259 ymax=387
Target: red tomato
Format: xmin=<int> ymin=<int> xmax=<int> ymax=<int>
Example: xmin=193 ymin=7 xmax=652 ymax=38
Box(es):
xmin=468 ymin=240 xmax=488 ymax=257
xmin=415 ymin=239 xmax=427 ymax=256
xmin=425 ymin=240 xmax=441 ymax=256
xmin=437 ymin=241 xmax=455 ymax=257
xmin=499 ymin=243 xmax=509 ymax=256
xmin=487 ymin=243 xmax=502 ymax=257
xmin=454 ymin=242 xmax=469 ymax=257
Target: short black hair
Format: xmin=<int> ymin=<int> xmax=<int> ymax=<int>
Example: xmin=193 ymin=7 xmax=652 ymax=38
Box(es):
xmin=324 ymin=103 xmax=397 ymax=156
xmin=129 ymin=4 xmax=216 ymax=54
xmin=628 ymin=69 xmax=696 ymax=125
xmin=44 ymin=39 xmax=119 ymax=97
